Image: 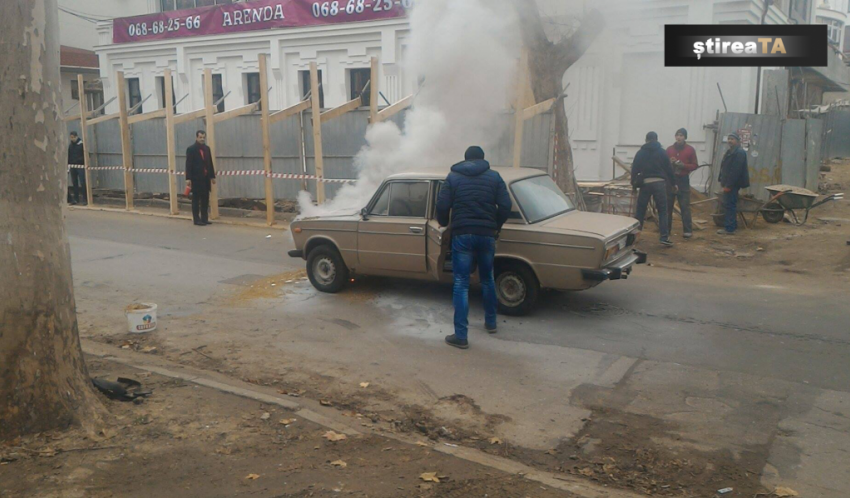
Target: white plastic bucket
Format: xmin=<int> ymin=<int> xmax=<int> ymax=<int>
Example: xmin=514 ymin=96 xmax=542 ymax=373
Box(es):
xmin=125 ymin=303 xmax=158 ymax=334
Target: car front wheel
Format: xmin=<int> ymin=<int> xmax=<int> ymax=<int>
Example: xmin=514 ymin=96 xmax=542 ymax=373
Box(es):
xmin=306 ymin=245 xmax=349 ymax=293
xmin=495 ymin=263 xmax=539 ymax=316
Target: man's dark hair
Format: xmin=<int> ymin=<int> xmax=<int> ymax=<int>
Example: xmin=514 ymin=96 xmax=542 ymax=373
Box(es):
xmin=676 ymin=128 xmax=688 ymax=139
xmin=196 ymin=130 xmax=206 ymax=137
xmin=69 ymin=131 xmax=78 ymax=137
xmin=465 ymin=146 xmax=485 ymax=161
xmin=645 ymin=131 xmax=658 ymax=143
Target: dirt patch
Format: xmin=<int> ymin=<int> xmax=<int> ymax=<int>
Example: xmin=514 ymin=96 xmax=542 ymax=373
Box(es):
xmin=0 ymin=358 xmax=573 ymax=498
xmin=638 ymin=159 xmax=850 ymax=282
xmin=227 ymin=269 xmax=307 ymax=305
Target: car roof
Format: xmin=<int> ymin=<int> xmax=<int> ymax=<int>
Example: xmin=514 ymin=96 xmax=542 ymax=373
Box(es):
xmin=385 ymin=166 xmax=547 ymax=183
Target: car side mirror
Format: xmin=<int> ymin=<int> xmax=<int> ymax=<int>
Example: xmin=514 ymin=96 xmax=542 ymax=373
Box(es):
xmin=360 ymin=207 xmax=368 ymax=220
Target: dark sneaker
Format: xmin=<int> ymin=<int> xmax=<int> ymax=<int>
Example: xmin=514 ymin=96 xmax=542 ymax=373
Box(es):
xmin=485 ymin=324 xmax=497 ymax=334
xmin=203 ymin=221 xmax=212 ymax=225
xmin=683 ymin=232 xmax=693 ymax=239
xmin=445 ymin=335 xmax=469 ymax=349
xmin=660 ymin=239 xmax=674 ymax=247
xmin=194 ymin=221 xmax=205 ymax=226
xmin=716 ymin=229 xmax=735 ymax=235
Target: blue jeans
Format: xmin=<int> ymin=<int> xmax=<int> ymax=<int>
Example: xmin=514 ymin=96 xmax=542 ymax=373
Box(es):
xmin=634 ymin=181 xmax=670 ymax=241
xmin=723 ymin=188 xmax=740 ymax=233
xmin=452 ymin=234 xmax=497 ymax=341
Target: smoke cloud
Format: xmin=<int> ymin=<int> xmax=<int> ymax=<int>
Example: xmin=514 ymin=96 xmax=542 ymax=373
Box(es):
xmin=298 ymin=0 xmax=522 ymax=218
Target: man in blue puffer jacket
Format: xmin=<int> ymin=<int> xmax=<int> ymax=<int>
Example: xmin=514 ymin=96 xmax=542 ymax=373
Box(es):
xmin=436 ymin=146 xmax=512 ymax=350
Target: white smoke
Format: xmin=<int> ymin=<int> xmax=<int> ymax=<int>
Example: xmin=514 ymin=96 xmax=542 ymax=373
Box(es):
xmin=298 ymin=0 xmax=522 ymax=218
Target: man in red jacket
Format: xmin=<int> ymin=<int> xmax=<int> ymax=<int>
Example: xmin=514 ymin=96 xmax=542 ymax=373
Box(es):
xmin=666 ymin=128 xmax=698 ymax=238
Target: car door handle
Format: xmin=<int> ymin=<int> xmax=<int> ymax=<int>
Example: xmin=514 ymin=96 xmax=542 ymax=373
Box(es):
xmin=409 ymin=227 xmax=424 ymax=234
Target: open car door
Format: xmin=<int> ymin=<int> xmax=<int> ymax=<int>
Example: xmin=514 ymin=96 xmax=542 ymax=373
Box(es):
xmin=427 ymin=181 xmax=452 ymax=281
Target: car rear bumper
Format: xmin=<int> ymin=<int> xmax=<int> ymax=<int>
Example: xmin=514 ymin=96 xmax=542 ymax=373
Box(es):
xmin=582 ymin=250 xmax=647 ymax=282
xmin=288 ymin=249 xmax=304 ymax=259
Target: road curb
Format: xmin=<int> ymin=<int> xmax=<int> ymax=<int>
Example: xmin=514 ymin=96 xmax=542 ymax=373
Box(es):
xmin=81 ymin=340 xmax=641 ymax=498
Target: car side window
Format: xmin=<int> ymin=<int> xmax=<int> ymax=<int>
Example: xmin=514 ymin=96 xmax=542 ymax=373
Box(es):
xmin=388 ymin=182 xmax=429 ymax=218
xmin=369 ymin=185 xmax=390 ymax=216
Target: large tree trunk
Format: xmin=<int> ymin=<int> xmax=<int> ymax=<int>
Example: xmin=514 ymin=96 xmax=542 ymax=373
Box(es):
xmin=0 ymin=0 xmax=102 ymax=440
xmin=514 ymin=1 xmax=605 ymax=209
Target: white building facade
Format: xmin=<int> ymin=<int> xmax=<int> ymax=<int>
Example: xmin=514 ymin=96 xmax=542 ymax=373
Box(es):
xmin=95 ymin=2 xmax=414 ymax=119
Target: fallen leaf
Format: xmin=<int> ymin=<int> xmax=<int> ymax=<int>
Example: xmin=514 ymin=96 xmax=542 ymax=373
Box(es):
xmin=419 ymin=472 xmax=440 ymax=483
xmin=141 ymin=346 xmax=157 ymax=354
xmin=359 ymin=382 xmax=370 ymax=388
xmin=578 ymin=468 xmax=594 ymax=477
xmin=245 ymin=474 xmax=260 ymax=480
xmin=545 ymin=449 xmax=557 ymax=455
xmin=320 ymin=400 xmax=333 ymax=406
xmin=416 ymin=441 xmax=430 ymax=447
xmin=260 ymin=412 xmax=270 ymax=421
xmin=330 ymin=460 xmax=347 ymax=468
xmin=323 ymin=431 xmax=347 ymax=442
xmin=774 ymin=487 xmax=799 ymax=497
xmin=279 ymin=419 xmax=296 ymax=426
xmin=489 ymin=437 xmax=502 ymax=445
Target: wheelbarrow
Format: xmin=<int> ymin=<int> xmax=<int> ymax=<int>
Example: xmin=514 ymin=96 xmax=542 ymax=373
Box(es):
xmin=712 ymin=186 xmax=843 ymax=228
xmin=711 ymin=194 xmax=765 ymax=229
xmin=760 ymin=185 xmax=844 ymax=226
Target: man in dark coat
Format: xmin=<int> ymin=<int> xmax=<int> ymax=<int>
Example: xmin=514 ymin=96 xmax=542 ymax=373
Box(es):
xmin=67 ymin=131 xmax=87 ymax=205
xmin=717 ymin=133 xmax=750 ymax=235
xmin=666 ymin=128 xmax=699 ymax=238
xmin=632 ymin=131 xmax=675 ymax=246
xmin=185 ymin=130 xmax=217 ymax=226
xmin=436 ymin=146 xmax=512 ymax=350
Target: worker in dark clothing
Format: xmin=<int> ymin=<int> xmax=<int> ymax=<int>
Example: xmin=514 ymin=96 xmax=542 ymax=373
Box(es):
xmin=632 ymin=131 xmax=676 ymax=247
xmin=717 ymin=133 xmax=750 ymax=235
xmin=666 ymin=128 xmax=699 ymax=239
xmin=185 ymin=130 xmax=217 ymax=226
xmin=436 ymin=146 xmax=512 ymax=350
xmin=67 ymin=131 xmax=87 ymax=205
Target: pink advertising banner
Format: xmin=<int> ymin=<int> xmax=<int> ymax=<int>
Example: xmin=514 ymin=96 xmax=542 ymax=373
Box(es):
xmin=113 ymin=0 xmax=411 ymax=44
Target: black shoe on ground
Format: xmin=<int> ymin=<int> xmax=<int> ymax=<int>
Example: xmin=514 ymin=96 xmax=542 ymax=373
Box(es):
xmin=445 ymin=335 xmax=469 ymax=349
xmin=203 ymin=221 xmax=212 ymax=225
xmin=683 ymin=232 xmax=693 ymax=239
xmin=660 ymin=238 xmax=674 ymax=247
xmin=485 ymin=324 xmax=498 ymax=334
xmin=194 ymin=221 xmax=205 ymax=226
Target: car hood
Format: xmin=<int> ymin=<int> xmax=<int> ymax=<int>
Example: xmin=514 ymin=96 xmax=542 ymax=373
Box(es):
xmin=535 ymin=211 xmax=639 ymax=239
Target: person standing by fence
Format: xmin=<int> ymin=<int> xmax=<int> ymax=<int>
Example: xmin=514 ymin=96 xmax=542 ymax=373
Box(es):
xmin=717 ymin=133 xmax=750 ymax=235
xmin=666 ymin=128 xmax=698 ymax=239
xmin=632 ymin=132 xmax=675 ymax=247
xmin=185 ymin=130 xmax=216 ymax=226
xmin=67 ymin=132 xmax=87 ymax=205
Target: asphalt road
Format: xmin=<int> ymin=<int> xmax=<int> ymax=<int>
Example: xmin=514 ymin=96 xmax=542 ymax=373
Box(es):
xmin=67 ymin=209 xmax=850 ymax=497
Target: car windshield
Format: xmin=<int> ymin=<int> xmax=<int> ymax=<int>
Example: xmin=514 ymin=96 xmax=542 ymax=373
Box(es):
xmin=511 ymin=175 xmax=575 ymax=223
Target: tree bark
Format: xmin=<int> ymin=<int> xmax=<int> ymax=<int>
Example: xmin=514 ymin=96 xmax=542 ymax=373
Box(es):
xmin=0 ymin=0 xmax=102 ymax=440
xmin=514 ymin=1 xmax=605 ymax=209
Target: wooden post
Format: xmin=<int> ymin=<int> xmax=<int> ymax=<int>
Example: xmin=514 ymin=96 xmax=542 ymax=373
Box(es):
xmin=310 ymin=62 xmax=325 ymax=204
xmin=369 ymin=57 xmax=379 ymax=124
xmin=116 ymin=71 xmax=134 ymax=210
xmin=164 ymin=68 xmax=178 ymax=215
xmin=203 ymin=69 xmax=220 ymax=219
xmin=512 ymin=53 xmax=529 ymax=169
xmin=259 ymin=54 xmax=275 ymax=226
xmin=77 ymin=75 xmax=94 ymax=206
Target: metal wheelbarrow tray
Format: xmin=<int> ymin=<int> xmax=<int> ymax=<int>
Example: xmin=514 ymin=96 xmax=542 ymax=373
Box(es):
xmin=762 ymin=185 xmax=844 ymax=226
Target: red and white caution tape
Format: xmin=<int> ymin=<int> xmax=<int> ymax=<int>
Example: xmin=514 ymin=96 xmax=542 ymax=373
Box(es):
xmin=69 ymin=165 xmax=354 ymax=183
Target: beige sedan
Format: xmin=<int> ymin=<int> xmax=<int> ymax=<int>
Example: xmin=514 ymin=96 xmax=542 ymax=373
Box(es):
xmin=288 ymin=167 xmax=646 ymax=315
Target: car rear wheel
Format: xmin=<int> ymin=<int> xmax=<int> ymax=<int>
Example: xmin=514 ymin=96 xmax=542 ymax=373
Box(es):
xmin=495 ymin=263 xmax=539 ymax=316
xmin=307 ymin=245 xmax=349 ymax=294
